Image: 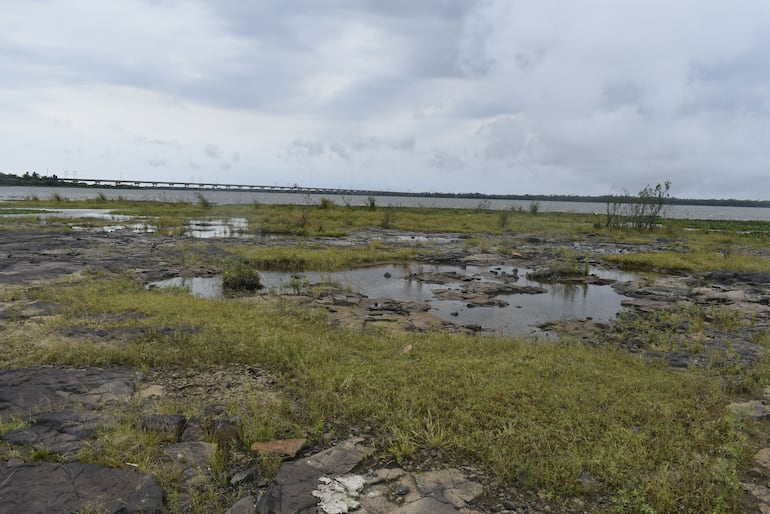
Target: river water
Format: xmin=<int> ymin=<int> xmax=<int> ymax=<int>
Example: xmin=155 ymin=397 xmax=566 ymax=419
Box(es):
xmin=2 ymin=186 xmax=770 ymax=221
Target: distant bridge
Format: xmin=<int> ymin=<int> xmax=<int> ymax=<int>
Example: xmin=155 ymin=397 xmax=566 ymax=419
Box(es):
xmin=55 ymin=178 xmax=386 ymax=196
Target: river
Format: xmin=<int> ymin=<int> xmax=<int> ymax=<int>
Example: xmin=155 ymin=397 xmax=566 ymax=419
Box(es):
xmin=2 ymin=186 xmax=770 ymax=221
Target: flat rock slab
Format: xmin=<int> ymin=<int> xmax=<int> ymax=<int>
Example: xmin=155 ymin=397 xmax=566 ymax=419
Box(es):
xmin=0 ymin=367 xmax=136 ymax=421
xmin=0 ymin=461 xmax=164 ymax=514
xmin=2 ymin=410 xmax=104 ymax=460
xmin=257 ymin=437 xmax=372 ymax=514
xmin=256 ymin=437 xmax=483 ymax=514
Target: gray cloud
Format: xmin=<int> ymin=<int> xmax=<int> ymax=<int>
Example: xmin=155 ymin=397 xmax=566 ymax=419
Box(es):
xmin=147 ymin=158 xmax=169 ymax=168
xmin=2 ymin=0 xmax=770 ymax=198
xmin=204 ymin=144 xmax=222 ymax=159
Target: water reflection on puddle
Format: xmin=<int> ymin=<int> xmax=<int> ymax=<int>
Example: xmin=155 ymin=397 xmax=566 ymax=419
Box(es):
xmin=186 ymin=218 xmax=249 ymax=238
xmin=259 ymin=264 xmax=641 ymax=337
xmin=147 ymin=264 xmax=640 ymax=336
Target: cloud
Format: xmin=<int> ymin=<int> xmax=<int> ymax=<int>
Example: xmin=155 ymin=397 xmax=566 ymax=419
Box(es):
xmin=428 ymin=151 xmax=465 ymax=172
xmin=204 ymin=143 xmax=221 ymax=159
xmin=147 ymin=158 xmax=169 ymax=168
xmin=2 ymin=0 xmax=770 ymax=198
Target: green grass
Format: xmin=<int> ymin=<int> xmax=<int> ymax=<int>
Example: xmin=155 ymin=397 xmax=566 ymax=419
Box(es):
xmin=2 ymin=197 xmax=770 ymax=511
xmin=606 ymin=240 xmax=770 ymax=272
xmin=224 ymin=242 xmax=414 ymax=272
xmin=0 ymin=275 xmax=762 ymax=512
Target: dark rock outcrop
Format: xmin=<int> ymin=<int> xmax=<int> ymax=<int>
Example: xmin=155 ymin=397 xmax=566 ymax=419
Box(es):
xmin=0 ymin=462 xmax=164 ymax=514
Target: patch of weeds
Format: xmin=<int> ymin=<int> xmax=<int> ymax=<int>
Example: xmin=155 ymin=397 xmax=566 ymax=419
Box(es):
xmin=527 ymin=247 xmax=588 ymax=281
xmin=195 ymin=192 xmax=212 ymax=210
xmin=221 ymin=258 xmax=262 ymax=293
xmin=381 ymin=206 xmax=398 ymax=229
xmin=707 ymin=306 xmax=745 ymax=330
xmin=751 ymin=329 xmax=770 ymax=348
xmin=0 ymin=417 xmax=29 ymax=435
xmin=388 ymin=425 xmax=417 ymax=465
xmin=366 ymin=195 xmax=377 ymax=210
xmin=319 ymin=197 xmax=336 ymax=210
xmin=611 ymin=488 xmax=657 ymax=513
xmin=497 ymin=209 xmax=512 ymax=228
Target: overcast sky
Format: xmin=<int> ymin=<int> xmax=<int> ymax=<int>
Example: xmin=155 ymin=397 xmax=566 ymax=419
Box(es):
xmin=2 ymin=1 xmax=770 ymax=199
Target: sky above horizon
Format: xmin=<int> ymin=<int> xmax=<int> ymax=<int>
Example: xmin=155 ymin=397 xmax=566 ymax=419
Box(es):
xmin=2 ymin=1 xmax=770 ymax=199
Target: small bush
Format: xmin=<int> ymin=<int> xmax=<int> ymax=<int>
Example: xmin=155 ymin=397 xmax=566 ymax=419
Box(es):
xmin=196 ymin=193 xmax=212 ymax=210
xmin=381 ymin=207 xmax=398 ymax=229
xmin=222 ymin=258 xmax=262 ymax=292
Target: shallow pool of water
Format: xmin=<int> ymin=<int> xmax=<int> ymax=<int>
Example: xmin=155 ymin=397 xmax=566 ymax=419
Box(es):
xmin=259 ymin=263 xmax=640 ymax=336
xmin=148 ymin=263 xmax=640 ymax=336
xmin=185 ymin=218 xmax=249 ymax=238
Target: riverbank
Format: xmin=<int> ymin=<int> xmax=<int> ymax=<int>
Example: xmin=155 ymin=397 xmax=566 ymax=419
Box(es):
xmin=1 ymin=203 xmax=770 ymax=512
xmin=4 ymin=185 xmax=770 ymax=221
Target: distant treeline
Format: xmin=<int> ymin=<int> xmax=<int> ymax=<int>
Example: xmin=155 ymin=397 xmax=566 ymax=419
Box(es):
xmin=2 ymin=172 xmax=769 ymax=208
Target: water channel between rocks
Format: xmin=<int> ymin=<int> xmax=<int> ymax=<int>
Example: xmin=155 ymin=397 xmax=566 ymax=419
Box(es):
xmin=150 ymin=264 xmax=641 ymax=337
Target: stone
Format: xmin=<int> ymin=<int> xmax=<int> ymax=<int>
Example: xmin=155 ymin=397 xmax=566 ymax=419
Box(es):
xmin=230 ymin=469 xmax=254 ymax=486
xmin=137 ymin=384 xmax=165 ymax=398
xmin=181 ymin=417 xmax=203 ymax=442
xmin=163 ymin=441 xmax=217 ymax=483
xmin=312 ymin=475 xmax=366 ymax=513
xmin=256 ymin=438 xmax=372 ymax=514
xmin=0 ymin=461 xmax=164 ymax=514
xmin=250 ymin=438 xmax=307 ymax=458
xmin=225 ymin=495 xmax=257 ymax=514
xmin=395 ymin=496 xmax=460 ymax=514
xmin=214 ymin=416 xmax=242 ymax=442
xmin=0 ymin=367 xmax=136 ymax=421
xmin=579 ymin=471 xmax=599 ymax=493
xmin=142 ymin=414 xmax=186 ymax=442
xmin=728 ymin=401 xmax=770 ymax=420
xmin=413 ymin=468 xmax=484 ymax=508
xmin=755 ymin=448 xmax=770 ymax=477
xmin=2 ymin=410 xmax=104 ymax=460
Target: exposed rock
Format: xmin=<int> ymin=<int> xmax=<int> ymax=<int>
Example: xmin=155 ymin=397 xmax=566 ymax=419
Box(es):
xmin=142 ymin=413 xmax=187 ymax=442
xmin=728 ymin=401 xmax=770 ymax=420
xmin=250 ymin=438 xmax=307 ymax=458
xmin=214 ymin=416 xmax=242 ymax=443
xmin=413 ymin=468 xmax=484 ymax=509
xmin=0 ymin=461 xmax=164 ymax=514
xmin=2 ymin=410 xmax=104 ymax=460
xmin=226 ymin=495 xmax=257 ymax=514
xmin=312 ymin=475 xmax=365 ymax=513
xmin=256 ymin=437 xmax=372 ymax=514
xmin=754 ymin=448 xmax=770 ymax=477
xmin=705 ymin=271 xmax=770 ymax=285
xmin=163 ymin=441 xmax=217 ymax=485
xmin=0 ymin=367 xmax=136 ymax=421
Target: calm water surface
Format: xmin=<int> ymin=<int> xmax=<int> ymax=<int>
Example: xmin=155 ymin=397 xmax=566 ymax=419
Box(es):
xmin=2 ymin=186 xmax=770 ymax=221
xmin=149 ymin=264 xmax=641 ymax=337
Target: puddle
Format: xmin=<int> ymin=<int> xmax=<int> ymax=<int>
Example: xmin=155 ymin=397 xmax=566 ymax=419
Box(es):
xmin=186 ymin=218 xmax=249 ymax=238
xmin=0 ymin=208 xmax=134 ymax=220
xmin=72 ymin=223 xmax=155 ymax=234
xmin=147 ymin=263 xmax=640 ymax=336
xmin=259 ymin=264 xmax=641 ymax=336
xmin=147 ymin=277 xmax=223 ymax=298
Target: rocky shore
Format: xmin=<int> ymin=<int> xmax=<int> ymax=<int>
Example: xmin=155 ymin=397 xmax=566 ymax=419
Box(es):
xmin=2 ymin=226 xmax=770 ymax=512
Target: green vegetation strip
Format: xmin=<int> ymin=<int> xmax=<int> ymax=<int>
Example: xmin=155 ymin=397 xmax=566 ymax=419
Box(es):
xmin=1 ymin=276 xmax=758 ymax=512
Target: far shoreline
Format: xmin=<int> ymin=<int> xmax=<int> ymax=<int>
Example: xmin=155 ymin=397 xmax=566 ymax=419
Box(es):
xmin=1 ymin=172 xmax=769 ymax=208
